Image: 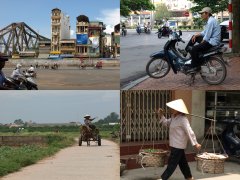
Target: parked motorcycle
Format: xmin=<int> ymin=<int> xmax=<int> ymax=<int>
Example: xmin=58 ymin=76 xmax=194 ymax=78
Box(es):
xmin=157 ymin=26 xmax=172 ymax=38
xmin=146 ymin=30 xmax=228 ymax=85
xmin=219 ymin=117 xmax=240 ymax=162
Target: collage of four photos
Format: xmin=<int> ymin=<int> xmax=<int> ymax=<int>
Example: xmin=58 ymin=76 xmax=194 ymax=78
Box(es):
xmin=1 ymin=0 xmax=240 ymax=180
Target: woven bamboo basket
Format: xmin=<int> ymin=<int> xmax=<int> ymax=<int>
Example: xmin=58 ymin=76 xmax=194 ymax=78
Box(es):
xmin=136 ymin=149 xmax=168 ymax=167
xmin=196 ymin=153 xmax=228 ymax=174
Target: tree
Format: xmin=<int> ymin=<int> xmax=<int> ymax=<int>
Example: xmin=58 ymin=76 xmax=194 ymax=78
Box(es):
xmin=189 ymin=0 xmax=228 ymax=14
xmin=232 ymin=0 xmax=240 ymax=53
xmin=193 ymin=17 xmax=205 ymax=29
xmin=120 ymin=0 xmax=155 ymax=17
xmin=14 ymin=119 xmax=24 ymax=125
xmin=155 ymin=3 xmax=171 ymax=23
xmin=94 ymin=112 xmax=120 ymax=126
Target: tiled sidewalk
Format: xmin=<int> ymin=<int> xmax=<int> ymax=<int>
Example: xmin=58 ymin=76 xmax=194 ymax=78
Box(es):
xmin=133 ymin=56 xmax=240 ymax=90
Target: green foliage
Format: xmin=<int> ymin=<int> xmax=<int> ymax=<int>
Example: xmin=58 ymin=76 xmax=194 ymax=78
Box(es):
xmin=155 ymin=3 xmax=171 ymax=21
xmin=193 ymin=17 xmax=205 ymax=29
xmin=0 ymin=133 xmax=75 ymax=177
xmin=0 ymin=134 xmax=74 ymax=176
xmin=94 ymin=112 xmax=119 ymax=126
xmin=189 ymin=0 xmax=228 ymax=14
xmin=120 ymin=0 xmax=155 ymax=17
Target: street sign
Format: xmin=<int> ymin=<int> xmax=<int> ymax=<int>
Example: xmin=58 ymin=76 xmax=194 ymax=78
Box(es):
xmin=184 ymin=11 xmax=189 ymax=17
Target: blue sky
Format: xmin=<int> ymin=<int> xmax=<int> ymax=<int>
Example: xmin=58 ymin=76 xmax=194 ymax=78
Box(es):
xmin=0 ymin=91 xmax=120 ymax=124
xmin=0 ymin=0 xmax=120 ymax=38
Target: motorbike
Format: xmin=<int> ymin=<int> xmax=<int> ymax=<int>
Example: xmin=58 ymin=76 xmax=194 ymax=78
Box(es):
xmin=146 ymin=30 xmax=228 ymax=85
xmin=26 ymin=70 xmax=37 ymax=78
xmin=136 ymin=26 xmax=141 ymax=35
xmin=94 ymin=61 xmax=103 ymax=69
xmin=5 ymin=73 xmax=38 ymax=90
xmin=218 ymin=117 xmax=240 ymax=162
xmin=144 ymin=26 xmax=151 ymax=34
xmin=157 ymin=26 xmax=172 ymax=38
xmin=121 ymin=27 xmax=127 ymax=36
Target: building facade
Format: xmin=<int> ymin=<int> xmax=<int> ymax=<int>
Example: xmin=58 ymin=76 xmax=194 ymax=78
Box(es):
xmin=75 ymin=15 xmax=105 ymax=58
xmin=121 ymin=90 xmax=240 ymax=143
xmin=51 ymin=8 xmax=70 ymax=54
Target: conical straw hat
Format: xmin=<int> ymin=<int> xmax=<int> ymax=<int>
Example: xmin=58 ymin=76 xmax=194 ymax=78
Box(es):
xmin=166 ymin=99 xmax=189 ymax=114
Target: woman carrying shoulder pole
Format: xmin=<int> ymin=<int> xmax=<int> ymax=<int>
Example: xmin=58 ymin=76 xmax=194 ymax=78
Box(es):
xmin=157 ymin=99 xmax=201 ymax=180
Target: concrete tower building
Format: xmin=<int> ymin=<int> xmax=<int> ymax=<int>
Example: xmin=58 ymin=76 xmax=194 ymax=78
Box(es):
xmin=51 ymin=8 xmax=70 ymax=54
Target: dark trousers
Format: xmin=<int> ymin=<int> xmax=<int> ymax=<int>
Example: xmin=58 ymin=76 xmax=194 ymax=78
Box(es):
xmin=185 ymin=36 xmax=213 ymax=68
xmin=161 ymin=147 xmax=192 ymax=180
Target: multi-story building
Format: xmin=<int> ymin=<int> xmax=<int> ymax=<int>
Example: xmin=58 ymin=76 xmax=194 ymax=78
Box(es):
xmin=60 ymin=39 xmax=76 ymax=56
xmin=51 ymin=8 xmax=70 ymax=54
xmin=75 ymin=15 xmax=105 ymax=58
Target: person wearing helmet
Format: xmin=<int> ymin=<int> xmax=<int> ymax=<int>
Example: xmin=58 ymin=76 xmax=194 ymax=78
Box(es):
xmin=157 ymin=99 xmax=201 ymax=180
xmin=0 ymin=55 xmax=9 ymax=89
xmin=11 ymin=63 xmax=23 ymax=79
xmin=84 ymin=114 xmax=96 ymax=131
xmin=28 ymin=65 xmax=35 ymax=73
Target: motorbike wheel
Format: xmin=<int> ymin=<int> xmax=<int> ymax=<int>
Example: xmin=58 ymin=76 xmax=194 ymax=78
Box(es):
xmin=158 ymin=33 xmax=162 ymax=39
xmin=200 ymin=56 xmax=227 ymax=85
xmin=146 ymin=58 xmax=170 ymax=78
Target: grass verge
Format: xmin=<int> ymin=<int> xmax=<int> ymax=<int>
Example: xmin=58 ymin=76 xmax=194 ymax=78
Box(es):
xmin=0 ymin=133 xmax=76 ymax=177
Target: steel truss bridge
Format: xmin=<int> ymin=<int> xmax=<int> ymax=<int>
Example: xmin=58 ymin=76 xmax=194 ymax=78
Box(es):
xmin=0 ymin=22 xmax=50 ymax=55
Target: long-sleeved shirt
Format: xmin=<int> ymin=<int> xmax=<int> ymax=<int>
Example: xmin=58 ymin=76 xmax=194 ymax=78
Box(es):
xmin=84 ymin=118 xmax=95 ymax=126
xmin=160 ymin=114 xmax=198 ymax=149
xmin=200 ymin=16 xmax=221 ymax=46
xmin=11 ymin=69 xmax=23 ymax=79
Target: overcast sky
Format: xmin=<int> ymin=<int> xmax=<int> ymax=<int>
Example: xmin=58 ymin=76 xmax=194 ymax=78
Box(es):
xmin=0 ymin=0 xmax=120 ymax=37
xmin=0 ymin=91 xmax=120 ymax=124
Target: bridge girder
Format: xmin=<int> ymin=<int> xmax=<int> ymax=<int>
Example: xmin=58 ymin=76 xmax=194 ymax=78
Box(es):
xmin=0 ymin=22 xmax=50 ymax=55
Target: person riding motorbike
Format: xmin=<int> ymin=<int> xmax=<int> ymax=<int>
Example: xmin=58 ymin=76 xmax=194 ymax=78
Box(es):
xmin=121 ymin=23 xmax=127 ymax=36
xmin=179 ymin=7 xmax=221 ymax=73
xmin=11 ymin=63 xmax=24 ymax=79
xmin=136 ymin=23 xmax=141 ymax=34
xmin=0 ymin=55 xmax=9 ymax=90
xmin=28 ymin=65 xmax=35 ymax=73
xmin=84 ymin=114 xmax=96 ymax=131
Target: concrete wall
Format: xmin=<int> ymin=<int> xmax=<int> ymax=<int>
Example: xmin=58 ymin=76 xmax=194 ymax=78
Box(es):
xmin=0 ymin=136 xmax=47 ymax=146
xmin=191 ymin=90 xmax=206 ymax=139
xmin=173 ymin=90 xmax=205 ymax=139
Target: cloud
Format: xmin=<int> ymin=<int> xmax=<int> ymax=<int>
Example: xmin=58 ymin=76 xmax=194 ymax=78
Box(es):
xmin=104 ymin=25 xmax=114 ymax=34
xmin=70 ymin=29 xmax=75 ymax=38
xmin=96 ymin=8 xmax=120 ymax=34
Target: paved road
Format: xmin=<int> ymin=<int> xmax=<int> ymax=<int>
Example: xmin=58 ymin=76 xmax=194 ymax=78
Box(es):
xmin=3 ymin=67 xmax=120 ymax=90
xmin=120 ymin=29 xmax=229 ymax=89
xmin=2 ymin=139 xmax=120 ymax=180
xmin=121 ymin=161 xmax=240 ymax=180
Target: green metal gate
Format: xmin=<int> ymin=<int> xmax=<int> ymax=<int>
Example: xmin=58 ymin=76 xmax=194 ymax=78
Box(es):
xmin=121 ymin=90 xmax=172 ymax=143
